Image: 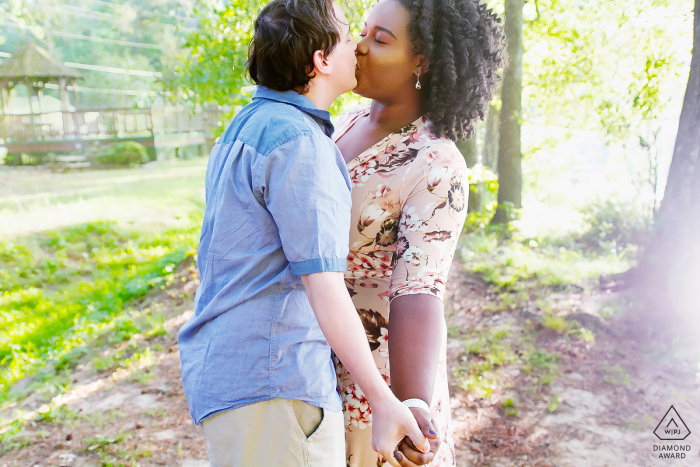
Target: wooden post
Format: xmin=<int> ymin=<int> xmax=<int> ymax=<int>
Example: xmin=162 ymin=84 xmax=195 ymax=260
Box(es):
xmin=71 ymin=80 xmax=79 ymax=109
xmin=0 ymin=85 xmax=5 ymax=115
xmin=25 ymin=81 xmax=38 ymax=142
xmin=58 ymin=78 xmax=70 ymax=110
xmin=59 ymin=77 xmax=70 ymax=136
xmin=35 ymin=86 xmax=43 ymax=114
xmin=27 ymin=82 xmax=36 ymax=115
xmin=6 ymin=82 xmax=14 ymax=115
xmin=71 ymin=79 xmax=80 ymax=138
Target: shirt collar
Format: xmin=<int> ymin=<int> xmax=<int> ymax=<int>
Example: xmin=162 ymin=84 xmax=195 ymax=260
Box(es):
xmin=253 ymin=86 xmax=334 ymax=137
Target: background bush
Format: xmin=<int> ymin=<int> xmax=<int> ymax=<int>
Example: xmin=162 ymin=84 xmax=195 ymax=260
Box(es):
xmin=576 ymin=199 xmax=649 ymax=253
xmin=92 ymin=142 xmax=150 ymax=167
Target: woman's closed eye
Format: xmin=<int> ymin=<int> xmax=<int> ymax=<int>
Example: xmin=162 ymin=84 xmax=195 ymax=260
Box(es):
xmin=359 ymin=26 xmax=389 ymax=44
xmin=359 ymin=34 xmax=388 ymax=45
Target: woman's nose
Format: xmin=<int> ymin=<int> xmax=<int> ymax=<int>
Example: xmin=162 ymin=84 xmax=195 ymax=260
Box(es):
xmin=356 ymin=37 xmax=368 ymax=55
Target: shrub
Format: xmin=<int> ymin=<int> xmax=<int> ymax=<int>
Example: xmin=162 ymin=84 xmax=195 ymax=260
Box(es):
xmin=576 ymin=199 xmax=648 ymax=253
xmin=93 ymin=142 xmax=149 ymax=167
xmin=463 ymin=164 xmax=500 ymax=233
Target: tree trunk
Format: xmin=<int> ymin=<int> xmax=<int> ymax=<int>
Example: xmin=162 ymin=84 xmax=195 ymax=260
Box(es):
xmin=492 ymin=0 xmax=525 ymax=224
xmin=483 ymin=102 xmax=500 ymax=172
xmin=635 ymin=0 xmax=700 ymax=320
xmin=456 ymin=136 xmax=481 ymax=212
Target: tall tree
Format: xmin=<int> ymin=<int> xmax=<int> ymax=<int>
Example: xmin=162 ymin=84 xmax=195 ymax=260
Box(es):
xmin=634 ymin=0 xmax=700 ymax=319
xmin=492 ymin=0 xmax=525 ymax=224
xmin=482 ymin=102 xmax=500 ymax=172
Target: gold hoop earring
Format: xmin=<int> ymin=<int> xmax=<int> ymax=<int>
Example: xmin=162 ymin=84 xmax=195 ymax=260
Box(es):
xmin=415 ymin=73 xmax=422 ymax=90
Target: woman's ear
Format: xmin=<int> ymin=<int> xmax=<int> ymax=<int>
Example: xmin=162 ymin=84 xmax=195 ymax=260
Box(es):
xmin=414 ymin=54 xmax=429 ymax=76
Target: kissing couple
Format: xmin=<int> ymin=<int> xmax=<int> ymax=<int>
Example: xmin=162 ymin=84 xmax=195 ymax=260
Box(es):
xmin=178 ymin=0 xmax=504 ymax=465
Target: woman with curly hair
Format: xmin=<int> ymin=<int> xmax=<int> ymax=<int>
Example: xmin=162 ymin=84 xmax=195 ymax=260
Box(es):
xmin=332 ymin=0 xmax=504 ymax=465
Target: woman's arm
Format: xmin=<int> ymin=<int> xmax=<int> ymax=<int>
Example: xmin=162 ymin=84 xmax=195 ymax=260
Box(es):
xmin=389 ymin=294 xmax=443 ymax=402
xmin=390 ymin=294 xmax=443 ymax=466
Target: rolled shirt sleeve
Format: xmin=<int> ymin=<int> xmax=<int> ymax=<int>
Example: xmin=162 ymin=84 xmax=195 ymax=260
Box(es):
xmin=258 ymin=134 xmax=352 ymax=275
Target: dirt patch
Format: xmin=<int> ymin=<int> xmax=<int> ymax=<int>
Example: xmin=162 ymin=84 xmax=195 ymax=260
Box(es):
xmin=443 ymin=260 xmax=700 ymax=467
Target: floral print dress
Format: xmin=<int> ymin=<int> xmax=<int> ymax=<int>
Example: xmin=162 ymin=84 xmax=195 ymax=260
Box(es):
xmin=332 ymin=105 xmax=468 ymax=467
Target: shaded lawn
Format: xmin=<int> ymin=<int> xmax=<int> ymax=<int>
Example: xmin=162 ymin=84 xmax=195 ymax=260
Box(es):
xmin=0 ymin=159 xmax=207 ymax=238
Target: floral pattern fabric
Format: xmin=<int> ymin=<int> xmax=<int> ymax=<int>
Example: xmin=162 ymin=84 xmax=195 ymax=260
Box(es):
xmin=332 ymin=104 xmax=468 ymax=467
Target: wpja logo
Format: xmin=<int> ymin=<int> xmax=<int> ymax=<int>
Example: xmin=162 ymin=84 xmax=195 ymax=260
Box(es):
xmin=653 ymin=405 xmax=692 ymax=459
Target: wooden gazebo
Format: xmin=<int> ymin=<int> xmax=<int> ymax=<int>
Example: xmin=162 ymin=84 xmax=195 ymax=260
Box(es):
xmin=0 ymin=42 xmax=83 ymax=115
xmin=0 ymin=42 xmax=223 ymax=164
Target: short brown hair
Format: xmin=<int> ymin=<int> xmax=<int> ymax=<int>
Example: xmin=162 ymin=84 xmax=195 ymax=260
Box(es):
xmin=247 ymin=0 xmax=341 ymax=92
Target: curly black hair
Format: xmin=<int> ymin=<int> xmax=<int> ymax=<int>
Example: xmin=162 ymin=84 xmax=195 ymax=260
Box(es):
xmin=398 ymin=0 xmax=506 ymax=141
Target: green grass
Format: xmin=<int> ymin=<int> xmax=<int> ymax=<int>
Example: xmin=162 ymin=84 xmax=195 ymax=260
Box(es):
xmin=461 ymin=234 xmax=633 ymax=291
xmin=602 ymin=364 xmax=630 ymax=386
xmin=0 ymin=160 xmax=206 ymax=400
xmin=457 ymin=325 xmax=520 ymax=398
xmin=0 ymin=159 xmax=207 ymax=238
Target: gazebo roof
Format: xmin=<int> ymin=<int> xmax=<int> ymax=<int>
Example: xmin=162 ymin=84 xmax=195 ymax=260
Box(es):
xmin=0 ymin=42 xmax=83 ymax=81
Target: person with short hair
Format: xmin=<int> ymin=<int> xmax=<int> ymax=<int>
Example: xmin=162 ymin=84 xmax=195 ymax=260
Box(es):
xmin=177 ymin=1 xmax=430 ymax=466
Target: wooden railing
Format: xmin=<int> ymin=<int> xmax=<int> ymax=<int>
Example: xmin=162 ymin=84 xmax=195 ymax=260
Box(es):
xmin=0 ymin=107 xmax=223 ymax=142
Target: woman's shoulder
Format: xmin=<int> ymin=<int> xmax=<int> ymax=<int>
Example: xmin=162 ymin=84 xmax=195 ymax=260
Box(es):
xmin=407 ymin=129 xmax=468 ymax=173
xmin=333 ymin=103 xmax=371 ymax=136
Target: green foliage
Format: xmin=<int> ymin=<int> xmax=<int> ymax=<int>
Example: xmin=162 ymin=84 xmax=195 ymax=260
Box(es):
xmin=168 ymin=0 xmax=373 ymax=117
xmin=463 ymin=165 xmax=500 ymax=233
xmin=527 ymin=349 xmax=558 ymax=371
xmin=461 ymin=233 xmax=632 ymax=291
xmin=84 ymin=434 xmax=124 ymax=451
xmin=542 ymin=312 xmax=568 ymax=333
xmin=168 ymin=0 xmax=261 ymax=110
xmin=603 ymin=364 xmax=630 ymax=386
xmin=1 ymin=422 xmax=29 ymax=452
xmin=517 ymin=0 xmax=691 ymax=221
xmin=523 ymin=0 xmax=691 ymax=137
xmin=92 ymin=142 xmax=150 ymax=167
xmin=578 ymin=327 xmax=596 ymax=342
xmin=548 ymin=394 xmax=560 ymax=412
xmin=522 ymin=348 xmax=559 ymax=386
xmin=456 ymin=319 xmax=563 ymax=399
xmin=458 ymin=325 xmax=519 ymax=398
xmin=502 ymin=397 xmax=519 ymax=416
xmin=576 ymin=199 xmax=648 ymax=254
xmin=0 ymin=219 xmax=199 ymax=395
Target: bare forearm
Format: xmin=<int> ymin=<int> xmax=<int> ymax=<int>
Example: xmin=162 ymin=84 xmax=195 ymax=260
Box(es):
xmin=301 ymin=272 xmax=393 ymax=405
xmin=388 ymin=294 xmax=444 ymax=403
xmin=301 ymin=272 xmax=430 ymax=463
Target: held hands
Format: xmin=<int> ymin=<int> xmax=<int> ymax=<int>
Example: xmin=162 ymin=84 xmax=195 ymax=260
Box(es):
xmin=395 ymin=407 xmax=441 ymax=467
xmin=371 ymin=395 xmax=430 ymax=467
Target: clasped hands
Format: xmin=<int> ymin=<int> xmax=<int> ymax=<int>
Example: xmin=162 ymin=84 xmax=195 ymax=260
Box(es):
xmin=393 ymin=407 xmax=441 ymax=467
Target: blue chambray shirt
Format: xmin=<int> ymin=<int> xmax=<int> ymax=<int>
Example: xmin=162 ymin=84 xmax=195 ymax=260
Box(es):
xmin=178 ymin=87 xmax=351 ymax=424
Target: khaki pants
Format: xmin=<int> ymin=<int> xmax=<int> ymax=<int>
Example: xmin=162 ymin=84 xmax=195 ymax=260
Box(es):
xmin=201 ymin=399 xmax=345 ymax=467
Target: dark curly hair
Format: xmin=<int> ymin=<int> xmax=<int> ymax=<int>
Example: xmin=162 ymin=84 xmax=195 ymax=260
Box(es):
xmin=248 ymin=0 xmax=340 ymax=92
xmin=398 ymin=0 xmax=506 ymax=141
